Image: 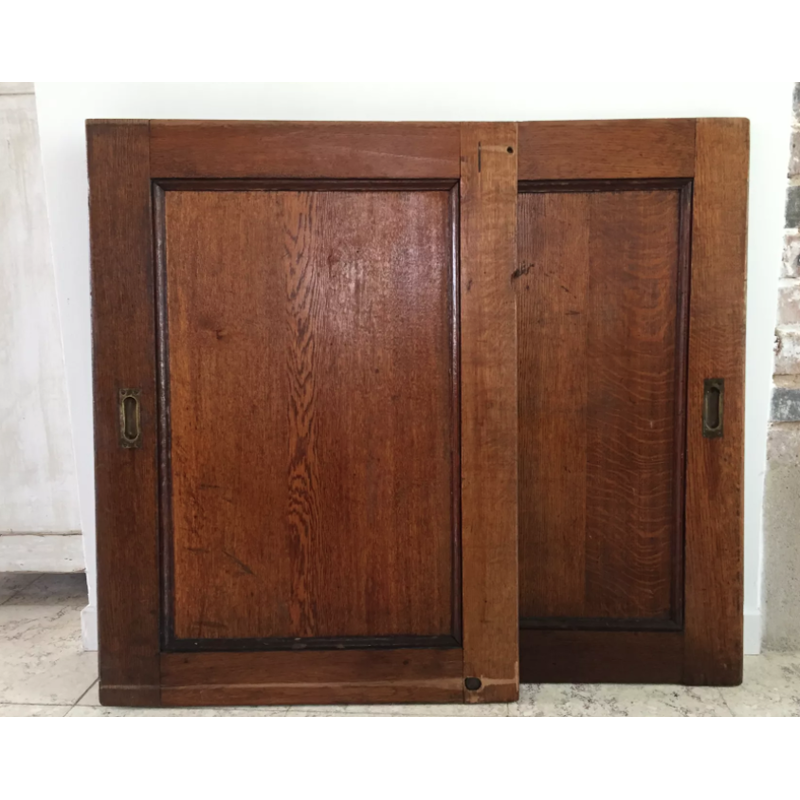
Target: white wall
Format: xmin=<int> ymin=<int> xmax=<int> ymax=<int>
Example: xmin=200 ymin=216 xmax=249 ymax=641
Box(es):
xmin=34 ymin=82 xmax=792 ymax=652
xmin=0 ymin=83 xmax=81 ymax=566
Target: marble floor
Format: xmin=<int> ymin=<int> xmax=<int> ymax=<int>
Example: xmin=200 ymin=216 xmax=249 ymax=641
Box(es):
xmin=1 ymin=572 xmax=799 ymax=717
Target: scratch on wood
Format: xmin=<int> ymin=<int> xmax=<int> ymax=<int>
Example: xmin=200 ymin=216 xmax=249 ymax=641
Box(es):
xmin=222 ymin=549 xmax=255 ymax=575
xmin=511 ymin=262 xmax=534 ymax=281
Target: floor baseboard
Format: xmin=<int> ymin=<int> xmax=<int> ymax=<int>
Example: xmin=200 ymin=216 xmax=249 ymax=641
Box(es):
xmin=0 ymin=532 xmax=84 ymax=572
xmin=744 ymin=610 xmax=762 ymax=655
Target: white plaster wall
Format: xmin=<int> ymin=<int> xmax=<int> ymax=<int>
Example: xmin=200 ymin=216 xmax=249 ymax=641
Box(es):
xmin=34 ymin=82 xmax=792 ymax=651
xmin=0 ymin=83 xmax=81 ymax=543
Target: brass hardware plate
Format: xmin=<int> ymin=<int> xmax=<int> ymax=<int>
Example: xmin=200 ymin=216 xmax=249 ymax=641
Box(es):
xmin=702 ymin=378 xmax=724 ymax=439
xmin=119 ymin=388 xmax=142 ymax=449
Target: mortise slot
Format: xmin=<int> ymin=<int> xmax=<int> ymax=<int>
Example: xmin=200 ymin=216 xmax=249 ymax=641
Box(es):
xmin=123 ymin=396 xmax=138 ymax=440
xmin=702 ymin=379 xmax=724 ymax=438
xmin=119 ymin=389 xmax=142 ymax=448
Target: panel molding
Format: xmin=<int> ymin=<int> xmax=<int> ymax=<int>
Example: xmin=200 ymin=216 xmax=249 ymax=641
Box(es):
xmin=519 ymin=177 xmax=692 ymax=194
xmin=155 ymin=179 xmax=463 ymax=652
xmin=520 ymin=617 xmax=682 ymax=632
xmin=166 ymin=634 xmax=460 ymax=653
xmin=153 ymin=183 xmax=173 ymax=652
xmin=155 ymin=178 xmax=459 ymax=192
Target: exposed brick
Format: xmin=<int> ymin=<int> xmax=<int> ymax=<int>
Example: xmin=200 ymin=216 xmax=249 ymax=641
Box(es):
xmin=791 ymin=128 xmax=800 ymax=178
xmin=775 ymin=325 xmax=800 ymax=374
xmin=783 ymin=232 xmax=800 ymax=278
xmin=788 ymin=186 xmax=800 ymax=229
xmin=777 ymin=279 xmax=800 ymax=324
xmin=772 ymin=387 xmax=800 ymax=421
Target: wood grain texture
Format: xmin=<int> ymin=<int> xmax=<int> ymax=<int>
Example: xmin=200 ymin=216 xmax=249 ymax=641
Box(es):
xmin=517 ymin=119 xmax=696 ymax=180
xmin=460 ymin=124 xmax=519 ymax=703
xmin=520 ymin=629 xmax=683 ymax=684
xmin=160 ymin=648 xmax=463 ymax=705
xmin=98 ymin=685 xmax=161 ymax=707
xmin=517 ymin=188 xmax=684 ymax=624
xmin=516 ymin=192 xmax=589 ymax=618
xmin=149 ymin=121 xmax=460 ymax=179
xmin=87 ymin=121 xmax=161 ymax=695
xmin=165 ymin=189 xmax=456 ymax=642
xmin=682 ymin=119 xmax=749 ymax=685
xmin=585 ymin=190 xmax=680 ymax=620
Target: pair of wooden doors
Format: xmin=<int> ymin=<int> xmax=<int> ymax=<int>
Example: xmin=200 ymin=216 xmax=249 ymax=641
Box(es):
xmin=88 ymin=118 xmax=748 ymax=707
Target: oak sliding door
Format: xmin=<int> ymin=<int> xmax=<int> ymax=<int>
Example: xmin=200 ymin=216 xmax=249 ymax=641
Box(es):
xmin=89 ymin=121 xmax=518 ymax=706
xmin=89 ymin=118 xmax=748 ymax=704
xmin=515 ymin=120 xmax=748 ymax=685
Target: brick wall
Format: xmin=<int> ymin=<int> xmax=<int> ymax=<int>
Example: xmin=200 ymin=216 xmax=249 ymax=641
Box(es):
xmin=763 ymin=83 xmax=800 ymax=650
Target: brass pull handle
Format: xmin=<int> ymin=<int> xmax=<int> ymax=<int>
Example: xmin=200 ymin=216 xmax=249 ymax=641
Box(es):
xmin=703 ymin=379 xmax=724 ymax=438
xmin=119 ymin=389 xmax=142 ymax=448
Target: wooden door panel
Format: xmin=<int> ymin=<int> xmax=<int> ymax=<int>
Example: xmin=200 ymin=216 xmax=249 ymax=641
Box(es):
xmin=90 ymin=119 xmax=519 ymax=706
xmin=88 ymin=121 xmax=161 ymax=706
xmin=159 ymin=648 xmax=464 ymax=706
xmin=149 ymin=121 xmax=461 ymax=179
xmin=459 ymin=123 xmax=519 ymax=702
xmin=87 ymin=117 xmax=746 ymax=702
xmin=517 ymin=119 xmax=696 ymax=180
xmin=164 ymin=187 xmax=458 ymax=645
xmin=516 ymin=119 xmax=747 ymax=686
xmin=517 ymin=185 xmax=687 ymax=627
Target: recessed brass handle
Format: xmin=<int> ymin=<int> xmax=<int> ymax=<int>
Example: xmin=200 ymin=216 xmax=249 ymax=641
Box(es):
xmin=119 ymin=388 xmax=142 ymax=448
xmin=703 ymin=379 xmax=724 ymax=439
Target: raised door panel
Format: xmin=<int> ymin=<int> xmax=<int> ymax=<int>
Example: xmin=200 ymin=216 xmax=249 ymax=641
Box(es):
xmin=516 ymin=183 xmax=690 ymax=630
xmin=90 ymin=120 xmax=520 ymax=706
xmin=162 ymin=187 xmax=459 ymax=647
xmin=516 ymin=119 xmax=747 ymax=687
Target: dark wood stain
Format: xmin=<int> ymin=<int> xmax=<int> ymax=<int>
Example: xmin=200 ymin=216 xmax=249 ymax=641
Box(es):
xmin=517 ymin=119 xmax=696 ymax=181
xmin=160 ymin=648 xmax=464 ymax=706
xmin=87 ymin=121 xmax=161 ymax=700
xmin=149 ymin=121 xmax=461 ymax=179
xmin=164 ymin=189 xmax=457 ymax=643
xmin=584 ymin=188 xmax=681 ymax=620
xmin=515 ymin=120 xmax=746 ymax=688
xmin=682 ymin=119 xmax=749 ymax=685
xmin=517 ymin=186 xmax=686 ymax=624
xmin=520 ymin=629 xmax=684 ymax=684
xmin=97 ymin=685 xmax=162 ymax=707
xmin=87 ymin=118 xmax=747 ymax=704
xmin=517 ymin=191 xmax=589 ymax=618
